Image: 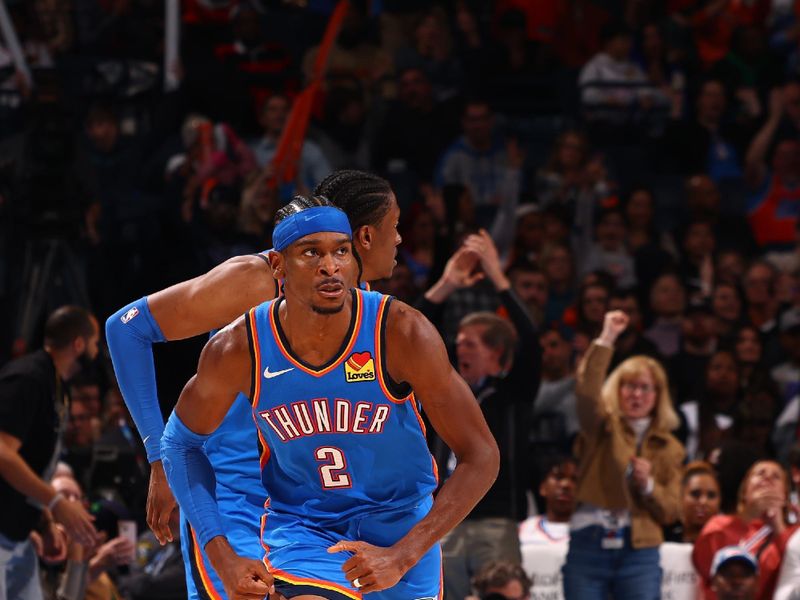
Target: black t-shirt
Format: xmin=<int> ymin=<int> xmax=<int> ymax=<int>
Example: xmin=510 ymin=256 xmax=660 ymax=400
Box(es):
xmin=0 ymin=349 xmax=66 ymax=541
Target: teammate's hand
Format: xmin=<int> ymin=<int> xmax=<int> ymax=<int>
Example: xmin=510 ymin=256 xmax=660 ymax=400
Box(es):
xmin=147 ymin=460 xmax=177 ymax=545
xmin=51 ymin=496 xmax=97 ymax=549
xmin=328 ymin=540 xmax=409 ymax=594
xmin=217 ymin=555 xmax=274 ymax=600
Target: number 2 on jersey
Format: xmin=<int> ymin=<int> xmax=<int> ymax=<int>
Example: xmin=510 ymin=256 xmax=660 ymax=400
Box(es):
xmin=315 ymin=446 xmax=352 ymax=489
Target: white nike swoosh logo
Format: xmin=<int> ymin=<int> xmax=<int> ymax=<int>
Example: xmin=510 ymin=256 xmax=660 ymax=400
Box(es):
xmin=263 ymin=366 xmax=295 ymax=379
xmin=142 ymin=435 xmax=150 ymax=445
xmin=303 ymin=214 xmax=320 ymax=222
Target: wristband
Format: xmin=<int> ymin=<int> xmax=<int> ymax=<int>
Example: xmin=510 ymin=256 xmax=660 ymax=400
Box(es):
xmin=48 ymin=492 xmax=64 ymax=511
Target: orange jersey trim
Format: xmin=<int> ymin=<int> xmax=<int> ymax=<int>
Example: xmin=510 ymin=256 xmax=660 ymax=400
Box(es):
xmin=190 ymin=527 xmax=224 ymax=600
xmin=268 ymin=290 xmax=363 ymax=377
xmin=373 ymin=295 xmax=411 ymax=404
xmin=248 ymin=309 xmax=271 ymax=468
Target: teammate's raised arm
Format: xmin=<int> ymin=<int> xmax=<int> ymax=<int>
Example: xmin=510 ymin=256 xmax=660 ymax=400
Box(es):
xmin=160 ymin=317 xmax=273 ymax=600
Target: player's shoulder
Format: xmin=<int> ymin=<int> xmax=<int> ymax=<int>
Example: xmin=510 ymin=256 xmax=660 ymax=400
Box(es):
xmin=381 ymin=297 xmax=439 ymax=347
xmin=201 ymin=314 xmax=250 ymax=365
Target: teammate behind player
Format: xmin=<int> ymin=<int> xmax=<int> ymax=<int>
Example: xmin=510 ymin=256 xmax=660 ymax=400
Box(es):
xmin=105 ymin=171 xmax=403 ymax=599
xmin=161 ymin=198 xmax=499 ymax=599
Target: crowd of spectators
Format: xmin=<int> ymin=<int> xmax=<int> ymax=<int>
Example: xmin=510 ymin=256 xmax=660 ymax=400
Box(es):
xmin=2 ymin=0 xmax=800 ymax=598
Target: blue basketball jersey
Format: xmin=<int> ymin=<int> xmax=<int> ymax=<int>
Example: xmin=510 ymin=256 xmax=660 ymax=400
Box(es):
xmin=246 ymin=288 xmax=438 ymax=523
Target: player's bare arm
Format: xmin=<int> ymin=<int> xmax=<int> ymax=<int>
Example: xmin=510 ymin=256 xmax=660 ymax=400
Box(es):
xmin=330 ymin=301 xmax=499 ymax=593
xmin=150 ymin=254 xmax=277 ymax=340
xmin=166 ymin=318 xmax=274 ymax=600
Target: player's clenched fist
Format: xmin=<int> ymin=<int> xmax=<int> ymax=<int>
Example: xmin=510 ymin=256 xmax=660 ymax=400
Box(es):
xmin=207 ymin=537 xmax=274 ymax=600
xmin=329 ymin=540 xmax=411 ymax=594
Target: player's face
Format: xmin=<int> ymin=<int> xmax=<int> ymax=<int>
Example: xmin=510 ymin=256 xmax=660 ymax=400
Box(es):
xmin=280 ymin=233 xmax=358 ymax=315
xmin=365 ymin=194 xmax=402 ymax=281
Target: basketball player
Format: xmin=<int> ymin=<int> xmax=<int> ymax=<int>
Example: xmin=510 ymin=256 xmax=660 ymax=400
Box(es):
xmin=105 ymin=171 xmax=406 ymax=599
xmin=161 ymin=198 xmax=499 ymax=599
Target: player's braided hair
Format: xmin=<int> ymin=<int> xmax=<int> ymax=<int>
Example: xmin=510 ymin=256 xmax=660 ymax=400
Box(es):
xmin=273 ymin=194 xmax=364 ymax=282
xmin=313 ymin=170 xmax=393 ymax=230
xmin=274 ymin=194 xmax=333 ymax=224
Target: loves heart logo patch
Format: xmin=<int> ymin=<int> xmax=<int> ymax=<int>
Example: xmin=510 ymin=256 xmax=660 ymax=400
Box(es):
xmin=344 ymin=351 xmax=376 ymax=383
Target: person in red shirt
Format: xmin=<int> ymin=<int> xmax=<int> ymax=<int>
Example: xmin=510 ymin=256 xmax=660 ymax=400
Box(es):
xmin=693 ymin=460 xmax=797 ymax=599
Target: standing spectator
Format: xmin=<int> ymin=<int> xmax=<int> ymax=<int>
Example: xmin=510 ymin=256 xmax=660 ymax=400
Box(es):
xmin=436 ymin=99 xmax=522 ymax=228
xmin=663 ymin=79 xmax=753 ymax=181
xmin=507 ymin=261 xmax=548 ymax=327
xmin=693 ymin=460 xmax=795 ymax=600
xmin=421 ymin=232 xmax=539 ymax=600
xmin=531 ymin=327 xmax=578 ymax=494
xmin=579 ymin=22 xmax=669 ymax=135
xmin=745 ymin=89 xmax=800 ymax=250
xmin=249 ymin=94 xmax=331 ymax=198
xmin=372 ymin=67 xmax=459 ymax=182
xmin=0 ymin=306 xmax=98 ymax=600
xmin=563 ymin=310 xmax=684 ymax=599
xmin=664 ymin=461 xmax=721 ymax=544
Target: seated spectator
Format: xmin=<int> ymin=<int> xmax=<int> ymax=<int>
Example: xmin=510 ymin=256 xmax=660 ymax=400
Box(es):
xmin=671 ymin=300 xmax=719 ymax=403
xmin=710 ymin=546 xmax=760 ymax=600
xmin=569 ymin=280 xmax=612 ymax=340
xmin=520 ymin=456 xmax=577 ymax=547
xmin=737 ymin=381 xmax=780 ymax=457
xmin=694 ymin=460 xmax=796 ymax=600
xmin=623 ymin=185 xmax=676 ymax=295
xmin=436 ymin=99 xmax=521 ymax=229
xmin=663 ymin=79 xmax=753 ymax=181
xmin=540 ymin=243 xmax=577 ymax=326
xmin=51 ymin=473 xmax=135 ymax=600
xmin=563 ymin=310 xmax=684 ymax=599
xmin=118 ymin=507 xmax=186 ymax=600
xmin=249 ymin=94 xmax=331 ymax=199
xmin=677 ymin=220 xmax=716 ymax=297
xmin=499 ymin=205 xmax=545 ymax=268
xmin=684 ymin=174 xmax=757 ymax=257
xmin=63 ymin=389 xmax=100 ymax=489
xmin=733 ymin=325 xmax=766 ymax=391
xmin=507 ymin=261 xmax=548 ymax=327
xmin=679 ymin=349 xmax=741 ymax=460
xmin=712 ymin=282 xmax=744 ymax=339
xmin=644 ymin=272 xmax=687 ymax=358
xmin=716 ymin=248 xmax=748 ymax=286
xmin=470 ymin=560 xmax=532 ymax=600
xmin=664 ymin=461 xmax=721 ymax=544
xmin=371 ymin=67 xmax=459 ymax=182
xmin=771 ymin=307 xmax=800 ymax=406
xmin=579 ymin=206 xmax=637 ymax=289
xmin=742 ymin=260 xmax=782 ymax=365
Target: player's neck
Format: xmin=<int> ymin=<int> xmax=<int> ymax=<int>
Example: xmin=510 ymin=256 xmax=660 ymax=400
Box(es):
xmin=279 ymin=295 xmax=354 ymax=364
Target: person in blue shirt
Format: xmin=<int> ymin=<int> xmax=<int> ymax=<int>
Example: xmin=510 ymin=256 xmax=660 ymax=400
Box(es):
xmin=160 ymin=197 xmax=498 ymax=599
xmin=105 ymin=170 xmax=404 ymax=600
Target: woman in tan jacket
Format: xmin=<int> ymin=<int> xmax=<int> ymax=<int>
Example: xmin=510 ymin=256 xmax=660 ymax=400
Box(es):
xmin=562 ymin=310 xmax=685 ymax=600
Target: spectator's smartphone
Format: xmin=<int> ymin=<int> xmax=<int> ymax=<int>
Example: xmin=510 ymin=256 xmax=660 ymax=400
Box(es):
xmin=118 ymin=520 xmax=137 ymax=563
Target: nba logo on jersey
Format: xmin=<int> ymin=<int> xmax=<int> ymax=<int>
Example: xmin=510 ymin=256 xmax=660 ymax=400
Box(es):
xmin=344 ymin=351 xmax=375 ymax=382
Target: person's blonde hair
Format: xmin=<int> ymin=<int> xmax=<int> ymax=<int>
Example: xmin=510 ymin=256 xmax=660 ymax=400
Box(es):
xmin=601 ymin=355 xmax=679 ymax=431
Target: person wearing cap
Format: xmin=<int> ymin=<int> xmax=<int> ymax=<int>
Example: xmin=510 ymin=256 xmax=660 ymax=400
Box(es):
xmin=562 ymin=310 xmax=684 ymax=599
xmin=693 ymin=460 xmax=797 ymax=599
xmin=160 ymin=196 xmax=499 ymax=599
xmin=710 ymin=546 xmax=759 ymax=600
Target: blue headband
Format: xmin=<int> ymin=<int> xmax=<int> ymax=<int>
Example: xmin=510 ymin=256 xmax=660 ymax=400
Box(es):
xmin=272 ymin=206 xmax=352 ymax=251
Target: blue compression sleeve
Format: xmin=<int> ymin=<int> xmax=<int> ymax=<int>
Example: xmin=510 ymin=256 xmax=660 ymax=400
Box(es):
xmin=106 ymin=297 xmax=167 ymax=462
xmin=161 ymin=412 xmax=224 ymax=548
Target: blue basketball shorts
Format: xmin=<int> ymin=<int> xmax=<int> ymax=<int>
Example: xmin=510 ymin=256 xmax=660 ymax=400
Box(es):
xmin=264 ymin=496 xmax=442 ymax=600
